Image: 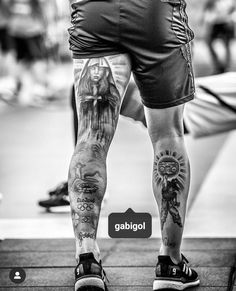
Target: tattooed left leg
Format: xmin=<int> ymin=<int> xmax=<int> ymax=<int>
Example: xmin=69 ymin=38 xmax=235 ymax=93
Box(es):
xmin=69 ymin=54 xmax=131 ymax=263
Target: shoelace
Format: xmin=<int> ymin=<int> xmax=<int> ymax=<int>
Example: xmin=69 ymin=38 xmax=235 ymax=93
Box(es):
xmin=100 ymin=262 xmax=110 ymax=283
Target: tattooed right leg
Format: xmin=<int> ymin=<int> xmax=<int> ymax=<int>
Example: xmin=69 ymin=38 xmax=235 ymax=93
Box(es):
xmin=144 ymin=105 xmax=190 ymax=264
xmin=68 ymin=54 xmax=131 ymax=263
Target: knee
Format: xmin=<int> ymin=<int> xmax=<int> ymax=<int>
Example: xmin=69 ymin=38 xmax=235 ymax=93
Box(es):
xmin=76 ymin=122 xmax=116 ymax=150
xmin=146 ymin=107 xmax=185 ymax=144
xmin=149 ymin=124 xmax=184 ymax=144
xmin=71 ymin=139 xmax=107 ymax=170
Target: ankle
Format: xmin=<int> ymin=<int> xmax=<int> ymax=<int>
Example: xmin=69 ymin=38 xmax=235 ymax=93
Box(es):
xmin=159 ymin=246 xmax=181 ymax=264
xmin=76 ymin=250 xmax=100 ymax=264
xmin=76 ymin=239 xmax=100 ymax=263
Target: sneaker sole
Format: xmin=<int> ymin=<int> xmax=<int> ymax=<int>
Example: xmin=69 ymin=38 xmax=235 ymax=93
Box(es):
xmin=75 ymin=277 xmax=105 ymax=291
xmin=76 ymin=287 xmax=104 ymax=291
xmin=46 ymin=206 xmax=70 ymax=213
xmin=153 ymin=279 xmax=200 ymax=290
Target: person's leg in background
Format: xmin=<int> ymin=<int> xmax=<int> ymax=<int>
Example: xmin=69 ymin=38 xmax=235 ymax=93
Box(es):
xmin=9 ymin=36 xmax=36 ymax=105
xmin=23 ymin=34 xmax=51 ymax=104
xmin=223 ymin=34 xmax=232 ymax=73
xmin=0 ymin=26 xmax=19 ymax=101
xmin=0 ymin=27 xmax=14 ymax=77
xmin=206 ymin=26 xmax=223 ymax=73
xmin=69 ymin=54 xmax=131 ymax=290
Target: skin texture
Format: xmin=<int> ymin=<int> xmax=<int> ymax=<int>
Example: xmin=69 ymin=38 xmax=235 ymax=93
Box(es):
xmin=154 ymin=151 xmax=187 ymax=230
xmin=69 ymin=54 xmax=131 ymax=262
xmin=69 ymin=54 xmax=190 ymax=265
xmin=144 ymin=105 xmax=190 ymax=263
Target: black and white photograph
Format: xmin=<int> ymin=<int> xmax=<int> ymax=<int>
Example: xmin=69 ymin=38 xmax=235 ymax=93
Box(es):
xmin=0 ymin=0 xmax=236 ymax=290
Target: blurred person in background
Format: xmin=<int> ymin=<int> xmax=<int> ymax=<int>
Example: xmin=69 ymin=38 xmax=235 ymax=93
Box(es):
xmin=0 ymin=0 xmax=11 ymax=75
xmin=7 ymin=0 xmax=59 ymax=105
xmin=0 ymin=0 xmax=18 ymax=100
xmin=204 ymin=0 xmax=236 ymax=74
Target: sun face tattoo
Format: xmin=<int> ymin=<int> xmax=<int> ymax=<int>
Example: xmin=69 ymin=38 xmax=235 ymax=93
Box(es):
xmin=154 ymin=151 xmax=187 ymax=230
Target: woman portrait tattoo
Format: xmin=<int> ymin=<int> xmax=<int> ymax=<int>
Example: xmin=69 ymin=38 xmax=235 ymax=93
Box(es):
xmin=77 ymin=57 xmax=121 ymax=137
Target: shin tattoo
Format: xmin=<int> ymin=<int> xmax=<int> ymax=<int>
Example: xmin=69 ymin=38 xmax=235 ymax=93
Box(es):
xmin=154 ymin=151 xmax=187 ymax=230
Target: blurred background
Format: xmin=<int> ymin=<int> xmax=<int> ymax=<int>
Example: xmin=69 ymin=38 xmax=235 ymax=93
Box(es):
xmin=0 ymin=0 xmax=236 ymax=239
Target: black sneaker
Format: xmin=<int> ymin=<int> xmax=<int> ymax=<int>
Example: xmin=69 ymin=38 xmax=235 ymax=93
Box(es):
xmin=48 ymin=182 xmax=68 ymax=197
xmin=75 ymin=252 xmax=108 ymax=291
xmin=153 ymin=254 xmax=200 ymax=290
xmin=38 ymin=182 xmax=70 ymax=210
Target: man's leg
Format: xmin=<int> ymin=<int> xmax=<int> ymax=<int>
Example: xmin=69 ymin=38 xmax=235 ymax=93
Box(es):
xmin=68 ymin=54 xmax=131 ymax=263
xmin=144 ymin=104 xmax=189 ymax=263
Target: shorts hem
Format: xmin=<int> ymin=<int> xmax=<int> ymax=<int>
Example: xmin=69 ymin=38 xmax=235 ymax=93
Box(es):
xmin=142 ymin=92 xmax=195 ymax=109
xmin=72 ymin=50 xmax=125 ymax=59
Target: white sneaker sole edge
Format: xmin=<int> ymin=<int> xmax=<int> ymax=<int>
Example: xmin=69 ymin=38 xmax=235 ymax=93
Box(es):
xmin=75 ymin=277 xmax=105 ymax=290
xmin=153 ymin=279 xmax=200 ymax=290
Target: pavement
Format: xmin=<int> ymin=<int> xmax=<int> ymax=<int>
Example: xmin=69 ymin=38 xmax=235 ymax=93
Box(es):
xmin=0 ymin=40 xmax=236 ymax=239
xmin=1 ymin=238 xmax=235 ymax=290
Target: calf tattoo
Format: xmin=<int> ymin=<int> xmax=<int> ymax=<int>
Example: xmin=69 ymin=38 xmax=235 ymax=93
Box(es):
xmin=72 ymin=212 xmax=96 ymax=229
xmin=72 ymin=179 xmax=98 ymax=195
xmin=77 ymin=197 xmax=95 ymax=203
xmin=77 ymin=202 xmax=94 ymax=211
xmin=154 ymin=151 xmax=187 ymax=230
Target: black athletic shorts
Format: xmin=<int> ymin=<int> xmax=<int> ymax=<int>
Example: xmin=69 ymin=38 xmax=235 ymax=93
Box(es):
xmin=68 ymin=0 xmax=195 ymax=108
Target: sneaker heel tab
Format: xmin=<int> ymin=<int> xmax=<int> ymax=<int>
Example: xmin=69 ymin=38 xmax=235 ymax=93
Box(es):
xmin=79 ymin=252 xmax=95 ymax=261
xmin=158 ymin=255 xmax=172 ymax=263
